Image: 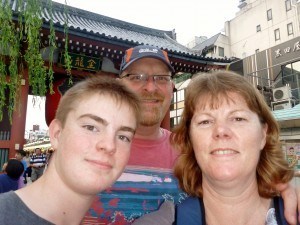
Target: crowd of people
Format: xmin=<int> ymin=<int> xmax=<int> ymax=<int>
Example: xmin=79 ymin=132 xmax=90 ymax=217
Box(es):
xmin=0 ymin=147 xmax=54 ymax=194
xmin=0 ymin=45 xmax=299 ymax=225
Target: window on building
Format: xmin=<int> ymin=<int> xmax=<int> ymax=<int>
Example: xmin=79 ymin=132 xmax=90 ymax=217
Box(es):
xmin=285 ymin=0 xmax=292 ymax=11
xmin=274 ymin=29 xmax=280 ymax=41
xmin=256 ymin=25 xmax=261 ymax=32
xmin=267 ymin=9 xmax=272 ymax=21
xmin=287 ymin=23 xmax=293 ymax=35
xmin=218 ymin=47 xmax=224 ymax=57
xmin=255 ymin=49 xmax=259 ymax=54
xmin=177 ymin=89 xmax=185 ymax=102
xmin=282 ymin=64 xmax=294 ymax=85
xmin=282 ymin=60 xmax=300 ymax=89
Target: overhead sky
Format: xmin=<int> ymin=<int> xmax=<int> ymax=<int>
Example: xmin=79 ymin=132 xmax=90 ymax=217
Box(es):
xmin=26 ymin=0 xmax=240 ymax=131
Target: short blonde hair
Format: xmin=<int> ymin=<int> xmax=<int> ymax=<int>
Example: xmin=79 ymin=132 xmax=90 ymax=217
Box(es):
xmin=55 ymin=76 xmax=141 ymax=127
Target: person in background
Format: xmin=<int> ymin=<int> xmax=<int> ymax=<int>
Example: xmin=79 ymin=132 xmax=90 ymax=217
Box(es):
xmin=0 ymin=159 xmax=24 ymax=194
xmin=15 ymin=150 xmax=27 ymax=170
xmin=44 ymin=148 xmax=55 ymax=172
xmin=30 ymin=148 xmax=46 ymax=182
xmin=86 ymin=45 xmax=300 ymax=225
xmin=23 ymin=152 xmax=31 ymax=184
xmin=15 ymin=149 xmax=27 ymax=187
xmin=0 ymin=76 xmax=140 ymax=225
xmin=1 ymin=162 xmax=8 ymax=173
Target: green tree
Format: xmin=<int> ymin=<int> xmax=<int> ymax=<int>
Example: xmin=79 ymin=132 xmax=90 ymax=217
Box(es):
xmin=0 ymin=0 xmax=71 ymax=122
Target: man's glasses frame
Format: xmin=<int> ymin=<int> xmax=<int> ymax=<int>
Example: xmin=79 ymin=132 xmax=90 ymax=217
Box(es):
xmin=120 ymin=74 xmax=172 ymax=86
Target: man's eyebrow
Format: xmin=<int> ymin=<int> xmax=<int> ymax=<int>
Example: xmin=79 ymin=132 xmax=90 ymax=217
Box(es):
xmin=79 ymin=114 xmax=108 ymax=126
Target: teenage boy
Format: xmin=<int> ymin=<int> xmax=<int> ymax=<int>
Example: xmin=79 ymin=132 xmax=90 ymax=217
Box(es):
xmin=0 ymin=76 xmax=140 ymax=225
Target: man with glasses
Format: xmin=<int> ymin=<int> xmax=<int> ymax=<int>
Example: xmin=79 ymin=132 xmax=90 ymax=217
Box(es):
xmin=86 ymin=45 xmax=299 ymax=225
xmin=86 ymin=45 xmax=180 ymax=224
xmin=119 ymin=45 xmax=176 ymax=168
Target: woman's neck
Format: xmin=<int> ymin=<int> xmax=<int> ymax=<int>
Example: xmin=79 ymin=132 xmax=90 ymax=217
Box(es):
xmin=202 ymin=180 xmax=271 ymax=225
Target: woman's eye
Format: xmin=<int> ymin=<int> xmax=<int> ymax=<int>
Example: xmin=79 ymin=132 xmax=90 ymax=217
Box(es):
xmin=199 ymin=120 xmax=211 ymax=125
xmin=234 ymin=117 xmax=246 ymax=122
xmin=83 ymin=125 xmax=98 ymax=132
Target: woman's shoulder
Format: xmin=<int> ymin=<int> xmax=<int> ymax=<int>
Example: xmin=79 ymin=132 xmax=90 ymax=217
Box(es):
xmin=272 ymin=196 xmax=290 ymax=225
xmin=175 ymin=196 xmax=204 ymax=225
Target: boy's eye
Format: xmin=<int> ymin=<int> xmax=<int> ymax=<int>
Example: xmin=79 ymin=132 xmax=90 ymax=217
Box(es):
xmin=83 ymin=125 xmax=98 ymax=132
xmin=118 ymin=135 xmax=131 ymax=143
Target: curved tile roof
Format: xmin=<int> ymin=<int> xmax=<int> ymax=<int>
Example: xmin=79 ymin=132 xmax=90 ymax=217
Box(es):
xmin=45 ymin=1 xmax=230 ymax=63
xmin=9 ymin=0 xmax=231 ymax=64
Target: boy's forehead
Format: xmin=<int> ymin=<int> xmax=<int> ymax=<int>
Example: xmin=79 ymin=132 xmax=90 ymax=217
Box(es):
xmin=73 ymin=94 xmax=119 ymax=110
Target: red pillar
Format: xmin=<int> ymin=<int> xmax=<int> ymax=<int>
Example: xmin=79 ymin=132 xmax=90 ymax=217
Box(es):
xmin=8 ymin=69 xmax=29 ymax=158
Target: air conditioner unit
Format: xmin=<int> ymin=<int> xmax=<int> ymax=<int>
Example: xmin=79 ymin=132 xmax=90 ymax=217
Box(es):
xmin=273 ymin=101 xmax=292 ymax=110
xmin=273 ymin=86 xmax=292 ymax=101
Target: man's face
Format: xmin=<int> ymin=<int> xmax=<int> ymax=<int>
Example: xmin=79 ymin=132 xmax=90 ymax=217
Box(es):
xmin=15 ymin=153 xmax=22 ymax=161
xmin=120 ymin=58 xmax=174 ymax=127
xmin=35 ymin=149 xmax=41 ymax=155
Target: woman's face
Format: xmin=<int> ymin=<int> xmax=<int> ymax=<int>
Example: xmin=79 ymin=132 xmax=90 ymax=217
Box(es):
xmin=190 ymin=92 xmax=267 ymax=187
xmin=49 ymin=94 xmax=137 ymax=195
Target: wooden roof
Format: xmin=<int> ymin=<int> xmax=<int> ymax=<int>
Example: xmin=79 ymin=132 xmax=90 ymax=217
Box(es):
xmin=10 ymin=0 xmax=232 ymax=74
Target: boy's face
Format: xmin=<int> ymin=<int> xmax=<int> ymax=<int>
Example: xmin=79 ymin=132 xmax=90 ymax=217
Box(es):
xmin=49 ymin=94 xmax=137 ymax=195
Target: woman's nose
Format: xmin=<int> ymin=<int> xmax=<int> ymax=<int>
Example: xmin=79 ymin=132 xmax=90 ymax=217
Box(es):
xmin=213 ymin=121 xmax=232 ymax=139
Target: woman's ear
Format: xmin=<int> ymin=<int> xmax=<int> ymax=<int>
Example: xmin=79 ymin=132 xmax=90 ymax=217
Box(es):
xmin=49 ymin=119 xmax=62 ymax=150
xmin=260 ymin=123 xmax=268 ymax=150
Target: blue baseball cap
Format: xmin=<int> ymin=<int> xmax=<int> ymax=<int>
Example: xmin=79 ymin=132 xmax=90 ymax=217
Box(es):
xmin=119 ymin=45 xmax=175 ymax=75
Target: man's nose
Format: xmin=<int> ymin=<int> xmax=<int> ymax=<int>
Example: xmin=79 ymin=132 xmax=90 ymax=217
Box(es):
xmin=142 ymin=76 xmax=158 ymax=92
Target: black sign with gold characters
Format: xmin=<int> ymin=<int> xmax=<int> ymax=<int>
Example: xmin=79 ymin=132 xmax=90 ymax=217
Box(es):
xmin=59 ymin=52 xmax=102 ymax=72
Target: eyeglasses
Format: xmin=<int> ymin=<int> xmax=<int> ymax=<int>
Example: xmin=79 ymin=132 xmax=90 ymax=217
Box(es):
xmin=121 ymin=74 xmax=172 ymax=86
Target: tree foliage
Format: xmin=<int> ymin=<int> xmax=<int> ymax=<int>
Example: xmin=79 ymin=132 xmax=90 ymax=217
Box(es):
xmin=0 ymin=0 xmax=71 ymax=122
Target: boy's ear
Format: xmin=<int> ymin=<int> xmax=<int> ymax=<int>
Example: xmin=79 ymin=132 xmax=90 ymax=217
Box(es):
xmin=49 ymin=119 xmax=62 ymax=150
